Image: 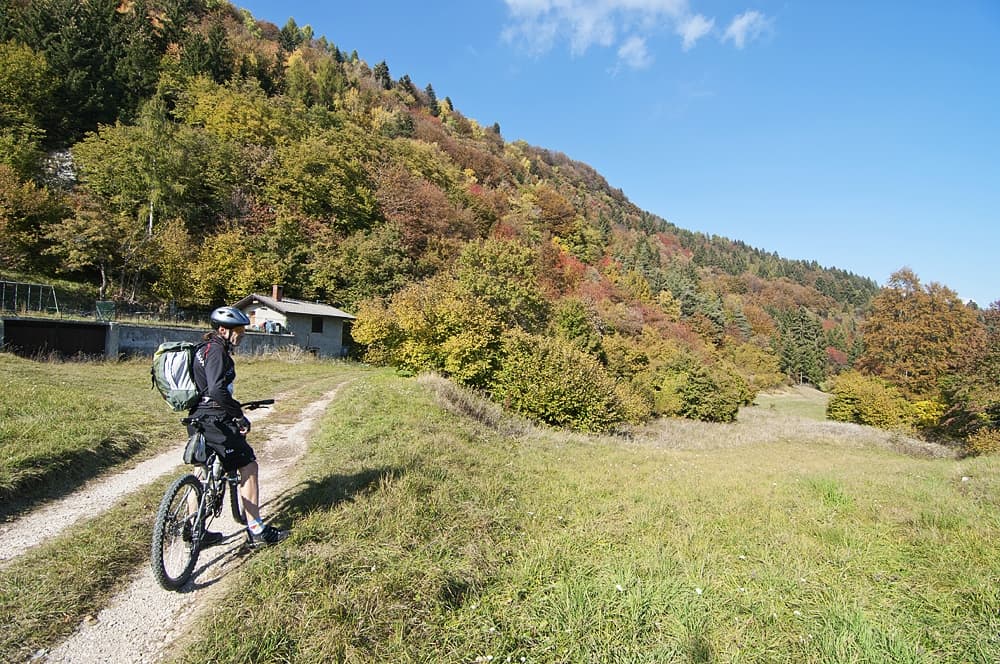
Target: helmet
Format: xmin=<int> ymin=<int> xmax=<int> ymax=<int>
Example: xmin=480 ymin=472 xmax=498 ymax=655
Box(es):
xmin=210 ymin=306 xmax=250 ymax=329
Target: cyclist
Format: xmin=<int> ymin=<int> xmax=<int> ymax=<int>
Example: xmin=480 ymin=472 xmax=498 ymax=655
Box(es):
xmin=189 ymin=306 xmax=289 ymax=547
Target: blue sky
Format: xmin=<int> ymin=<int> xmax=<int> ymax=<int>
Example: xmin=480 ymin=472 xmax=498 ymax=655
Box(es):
xmin=237 ymin=1 xmax=1000 ymax=306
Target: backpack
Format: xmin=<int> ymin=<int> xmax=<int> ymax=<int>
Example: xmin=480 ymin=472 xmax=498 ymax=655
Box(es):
xmin=151 ymin=341 xmax=206 ymax=411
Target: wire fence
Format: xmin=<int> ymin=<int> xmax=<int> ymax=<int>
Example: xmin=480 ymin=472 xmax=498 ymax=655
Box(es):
xmin=1 ymin=280 xmax=210 ymax=327
xmin=1 ymin=280 xmax=60 ymax=315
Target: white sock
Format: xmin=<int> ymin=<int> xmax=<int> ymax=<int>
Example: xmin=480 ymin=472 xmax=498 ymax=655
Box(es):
xmin=249 ymin=518 xmax=265 ymax=534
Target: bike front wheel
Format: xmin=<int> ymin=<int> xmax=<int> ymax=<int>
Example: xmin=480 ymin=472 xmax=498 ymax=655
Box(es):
xmin=151 ymin=474 xmax=203 ymax=590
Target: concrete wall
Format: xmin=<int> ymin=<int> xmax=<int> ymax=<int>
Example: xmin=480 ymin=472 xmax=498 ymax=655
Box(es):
xmin=108 ymin=323 xmax=299 ymax=357
xmin=2 ymin=318 xmax=300 ymax=358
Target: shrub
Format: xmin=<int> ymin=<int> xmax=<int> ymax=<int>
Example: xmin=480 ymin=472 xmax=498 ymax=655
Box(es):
xmin=677 ymin=362 xmax=750 ymax=423
xmin=632 ymin=350 xmax=753 ymax=423
xmin=352 ymin=275 xmax=503 ymax=387
xmin=911 ymin=398 xmax=947 ymax=430
xmin=964 ymin=428 xmax=1000 ymax=457
xmin=721 ymin=342 xmax=786 ymax=391
xmin=827 ymin=371 xmax=913 ymax=430
xmin=492 ymin=330 xmax=648 ymax=432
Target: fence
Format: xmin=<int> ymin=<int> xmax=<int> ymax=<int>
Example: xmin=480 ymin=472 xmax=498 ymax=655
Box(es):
xmin=0 ymin=280 xmax=60 ymax=315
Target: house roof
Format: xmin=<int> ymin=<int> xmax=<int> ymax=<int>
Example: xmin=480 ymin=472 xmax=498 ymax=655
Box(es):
xmin=233 ymin=293 xmax=356 ymax=320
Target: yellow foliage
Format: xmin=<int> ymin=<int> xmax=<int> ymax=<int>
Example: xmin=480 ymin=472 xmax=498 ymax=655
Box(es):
xmin=656 ymin=290 xmax=682 ymax=321
xmin=911 ymin=399 xmax=946 ymax=429
xmin=965 ymin=429 xmax=1000 ymax=457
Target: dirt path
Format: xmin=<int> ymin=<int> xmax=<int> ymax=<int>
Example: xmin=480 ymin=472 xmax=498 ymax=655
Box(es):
xmin=29 ymin=384 xmax=346 ymax=663
xmin=0 ymin=408 xmax=280 ymax=567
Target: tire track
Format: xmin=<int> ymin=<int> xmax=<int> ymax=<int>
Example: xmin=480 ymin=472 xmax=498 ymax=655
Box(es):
xmin=34 ymin=383 xmax=346 ymax=663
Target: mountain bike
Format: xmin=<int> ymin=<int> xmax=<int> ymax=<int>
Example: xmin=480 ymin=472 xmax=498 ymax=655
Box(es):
xmin=150 ymin=399 xmax=274 ymax=591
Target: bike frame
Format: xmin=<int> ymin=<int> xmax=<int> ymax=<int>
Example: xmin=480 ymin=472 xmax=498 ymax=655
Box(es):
xmin=152 ymin=397 xmax=273 ymax=590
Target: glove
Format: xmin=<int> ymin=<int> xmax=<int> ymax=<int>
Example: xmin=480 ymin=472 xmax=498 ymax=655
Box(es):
xmin=235 ymin=415 xmax=251 ymax=433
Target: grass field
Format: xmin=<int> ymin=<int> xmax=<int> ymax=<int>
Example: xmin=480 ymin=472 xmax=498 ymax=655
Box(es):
xmin=752 ymin=384 xmax=830 ymax=422
xmin=0 ymin=354 xmax=367 ymax=662
xmin=0 ymin=351 xmax=350 ymax=517
xmin=173 ymin=375 xmax=1000 ymax=663
xmin=4 ymin=358 xmax=998 ymax=662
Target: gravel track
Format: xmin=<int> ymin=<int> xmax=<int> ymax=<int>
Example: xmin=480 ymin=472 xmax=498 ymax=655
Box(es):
xmin=0 ymin=409 xmax=278 ymax=567
xmin=16 ymin=385 xmax=345 ymax=663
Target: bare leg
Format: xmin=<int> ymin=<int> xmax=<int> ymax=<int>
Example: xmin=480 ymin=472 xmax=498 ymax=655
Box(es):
xmin=238 ymin=460 xmax=261 ymax=523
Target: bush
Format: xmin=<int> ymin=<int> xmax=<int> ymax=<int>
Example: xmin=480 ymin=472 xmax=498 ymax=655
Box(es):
xmin=964 ymin=428 xmax=1000 ymax=457
xmin=911 ymin=398 xmax=947 ymax=430
xmin=827 ymin=371 xmax=913 ymax=430
xmin=677 ymin=362 xmax=751 ymax=423
xmin=492 ymin=330 xmax=649 ymax=432
xmin=351 ymin=276 xmax=503 ymax=387
xmin=632 ymin=351 xmax=753 ymax=423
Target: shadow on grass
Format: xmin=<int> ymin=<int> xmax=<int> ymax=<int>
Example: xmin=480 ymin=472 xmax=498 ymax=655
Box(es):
xmin=0 ymin=436 xmax=146 ymax=522
xmin=269 ymin=466 xmax=404 ymax=518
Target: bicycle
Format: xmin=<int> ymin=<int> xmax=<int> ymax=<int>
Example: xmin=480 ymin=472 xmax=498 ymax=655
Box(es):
xmin=150 ymin=398 xmax=274 ymax=591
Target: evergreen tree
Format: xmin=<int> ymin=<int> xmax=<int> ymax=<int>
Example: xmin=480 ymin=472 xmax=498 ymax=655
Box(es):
xmin=425 ymin=83 xmax=439 ymax=116
xmin=776 ymin=307 xmax=825 ymax=385
xmin=279 ymin=18 xmax=302 ymax=51
xmin=373 ymin=61 xmax=391 ymax=90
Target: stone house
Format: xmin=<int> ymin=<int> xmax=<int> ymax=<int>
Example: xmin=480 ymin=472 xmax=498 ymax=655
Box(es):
xmin=232 ymin=285 xmax=355 ymax=358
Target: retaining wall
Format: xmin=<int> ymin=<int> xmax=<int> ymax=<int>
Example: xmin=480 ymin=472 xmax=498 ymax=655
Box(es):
xmin=1 ymin=317 xmax=299 ymax=358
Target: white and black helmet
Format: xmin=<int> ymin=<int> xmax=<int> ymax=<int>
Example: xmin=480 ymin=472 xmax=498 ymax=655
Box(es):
xmin=210 ymin=306 xmax=250 ymax=329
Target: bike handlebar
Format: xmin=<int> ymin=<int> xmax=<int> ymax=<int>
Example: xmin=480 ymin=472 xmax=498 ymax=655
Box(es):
xmin=240 ymin=399 xmax=275 ymax=410
xmin=181 ymin=398 xmax=274 ymax=424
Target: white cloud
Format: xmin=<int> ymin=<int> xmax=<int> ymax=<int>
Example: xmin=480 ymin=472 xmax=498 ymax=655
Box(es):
xmin=723 ymin=10 xmax=771 ymax=49
xmin=502 ymin=1 xmax=770 ymax=61
xmin=503 ymin=0 xmax=689 ymax=55
xmin=676 ymin=14 xmax=713 ymax=51
xmin=617 ymin=35 xmax=653 ymax=68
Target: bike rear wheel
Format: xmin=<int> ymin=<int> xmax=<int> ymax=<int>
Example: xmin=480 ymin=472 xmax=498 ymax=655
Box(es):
xmin=228 ymin=477 xmax=246 ymax=525
xmin=151 ymin=474 xmax=203 ymax=590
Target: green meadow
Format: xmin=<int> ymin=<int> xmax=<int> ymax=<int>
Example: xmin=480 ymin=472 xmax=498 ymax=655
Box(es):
xmin=2 ymin=354 xmax=998 ymax=662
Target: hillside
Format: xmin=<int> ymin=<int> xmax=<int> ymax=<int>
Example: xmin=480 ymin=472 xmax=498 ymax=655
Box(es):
xmin=1 ymin=0 xmax=996 ymax=440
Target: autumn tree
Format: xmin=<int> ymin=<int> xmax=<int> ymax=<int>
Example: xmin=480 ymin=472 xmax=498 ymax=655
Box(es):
xmin=351 ymin=272 xmax=504 ymax=387
xmin=858 ymin=268 xmax=984 ymax=399
xmin=0 ymin=40 xmax=52 ymax=177
xmin=45 ymin=190 xmax=150 ymax=300
xmin=309 ymin=223 xmax=415 ymax=307
xmin=263 ymin=129 xmax=378 ymax=232
xmin=372 ymin=162 xmax=477 ymax=272
xmin=937 ymin=301 xmax=1000 ymax=437
xmin=0 ymin=164 xmax=62 ymax=270
xmin=454 ymin=238 xmax=549 ymax=331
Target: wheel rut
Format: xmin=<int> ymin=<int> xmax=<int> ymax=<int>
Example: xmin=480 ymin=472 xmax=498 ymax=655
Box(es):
xmin=22 ymin=382 xmax=348 ymax=663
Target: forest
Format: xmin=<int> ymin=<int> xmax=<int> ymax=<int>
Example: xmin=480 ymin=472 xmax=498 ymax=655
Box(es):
xmin=1 ymin=0 xmax=997 ymax=447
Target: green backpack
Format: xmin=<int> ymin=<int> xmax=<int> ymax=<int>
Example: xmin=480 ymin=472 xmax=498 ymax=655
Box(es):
xmin=151 ymin=341 xmax=206 ymax=411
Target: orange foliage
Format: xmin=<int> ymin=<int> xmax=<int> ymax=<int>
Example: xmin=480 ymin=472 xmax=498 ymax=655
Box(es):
xmin=538 ymin=240 xmax=588 ymax=297
xmin=655 ymin=232 xmax=692 ymax=259
xmin=373 ymin=164 xmax=477 ymax=259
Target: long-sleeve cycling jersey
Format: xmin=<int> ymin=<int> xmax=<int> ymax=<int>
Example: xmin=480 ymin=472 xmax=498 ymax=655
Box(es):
xmin=190 ymin=334 xmax=245 ymax=419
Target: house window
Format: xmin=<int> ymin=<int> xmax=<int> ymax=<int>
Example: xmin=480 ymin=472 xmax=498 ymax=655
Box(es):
xmin=311 ymin=316 xmax=324 ymax=333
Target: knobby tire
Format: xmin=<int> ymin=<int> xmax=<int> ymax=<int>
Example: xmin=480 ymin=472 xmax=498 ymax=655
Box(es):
xmin=228 ymin=477 xmax=246 ymax=525
xmin=151 ymin=474 xmax=203 ymax=590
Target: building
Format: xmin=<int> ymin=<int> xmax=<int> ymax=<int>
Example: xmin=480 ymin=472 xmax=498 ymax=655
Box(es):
xmin=232 ymin=286 xmax=355 ymax=358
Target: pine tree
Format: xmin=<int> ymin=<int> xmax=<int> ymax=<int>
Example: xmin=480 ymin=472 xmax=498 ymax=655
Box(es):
xmin=425 ymin=84 xmax=439 ymax=116
xmin=373 ymin=61 xmax=391 ymax=90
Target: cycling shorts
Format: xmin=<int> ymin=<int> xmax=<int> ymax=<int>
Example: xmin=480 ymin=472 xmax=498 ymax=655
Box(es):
xmin=188 ymin=413 xmax=256 ymax=473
